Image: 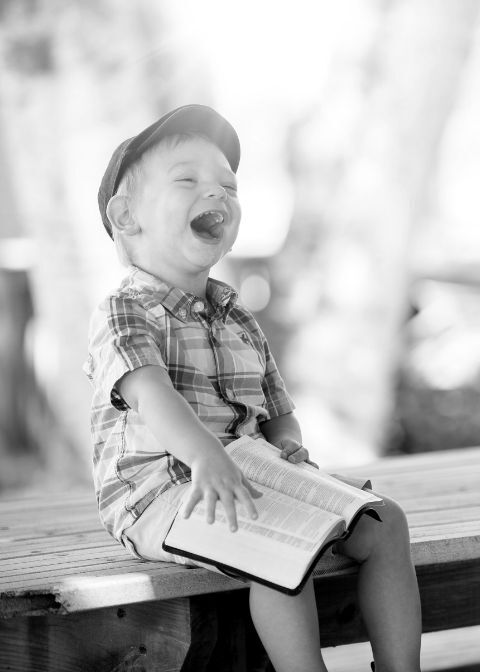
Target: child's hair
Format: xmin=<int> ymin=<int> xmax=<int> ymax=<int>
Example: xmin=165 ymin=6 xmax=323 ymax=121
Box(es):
xmin=111 ymin=132 xmax=213 ymax=266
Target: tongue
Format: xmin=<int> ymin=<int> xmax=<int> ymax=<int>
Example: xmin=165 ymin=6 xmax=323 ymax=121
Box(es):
xmin=191 ymin=212 xmax=224 ymax=240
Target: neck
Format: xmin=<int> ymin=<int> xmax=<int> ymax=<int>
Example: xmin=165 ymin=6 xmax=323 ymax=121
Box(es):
xmin=133 ymin=261 xmax=209 ymax=298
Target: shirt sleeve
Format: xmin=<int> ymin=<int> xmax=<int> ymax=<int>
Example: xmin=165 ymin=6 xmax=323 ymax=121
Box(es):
xmin=85 ymin=294 xmax=167 ymax=410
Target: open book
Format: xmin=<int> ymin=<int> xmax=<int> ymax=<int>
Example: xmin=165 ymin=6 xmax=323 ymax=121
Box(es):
xmin=163 ymin=436 xmax=383 ymax=594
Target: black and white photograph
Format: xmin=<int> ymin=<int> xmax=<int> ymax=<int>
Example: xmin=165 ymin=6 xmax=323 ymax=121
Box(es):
xmin=0 ymin=1 xmax=479 ymax=671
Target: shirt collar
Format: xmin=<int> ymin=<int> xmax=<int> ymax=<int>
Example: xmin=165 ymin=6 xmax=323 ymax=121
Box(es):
xmin=127 ymin=266 xmax=237 ymax=322
xmin=206 ymin=277 xmax=238 ymax=322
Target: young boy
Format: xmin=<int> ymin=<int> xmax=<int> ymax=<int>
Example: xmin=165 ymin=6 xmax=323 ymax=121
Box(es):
xmin=85 ymin=104 xmax=421 ymax=672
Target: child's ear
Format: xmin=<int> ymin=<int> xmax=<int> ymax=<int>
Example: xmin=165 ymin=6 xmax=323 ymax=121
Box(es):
xmin=106 ymin=194 xmax=141 ymax=236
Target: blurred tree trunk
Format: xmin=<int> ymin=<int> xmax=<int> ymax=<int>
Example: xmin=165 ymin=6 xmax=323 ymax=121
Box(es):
xmin=277 ymin=0 xmax=480 ymax=456
xmin=0 ymin=0 xmax=184 ymax=488
xmin=0 ymin=123 xmax=35 ymax=490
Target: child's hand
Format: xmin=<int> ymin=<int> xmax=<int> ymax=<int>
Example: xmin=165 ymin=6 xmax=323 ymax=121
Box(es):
xmin=181 ymin=450 xmax=262 ymax=532
xmin=276 ymin=438 xmax=319 ymax=468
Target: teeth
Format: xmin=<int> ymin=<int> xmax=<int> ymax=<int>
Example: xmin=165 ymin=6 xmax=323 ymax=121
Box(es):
xmin=190 ymin=210 xmax=225 ymax=240
xmin=207 ymin=210 xmax=224 ymax=224
xmin=192 ymin=210 xmax=224 ymax=225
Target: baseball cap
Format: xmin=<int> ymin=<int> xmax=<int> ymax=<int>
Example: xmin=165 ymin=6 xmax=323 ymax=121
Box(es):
xmin=98 ymin=104 xmax=241 ymax=239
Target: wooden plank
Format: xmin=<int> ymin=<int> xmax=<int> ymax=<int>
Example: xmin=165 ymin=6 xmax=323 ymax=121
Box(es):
xmin=1 ymin=497 xmax=477 ymax=578
xmin=2 ymin=523 xmax=478 ymax=616
xmin=3 ymin=491 xmax=477 ymax=542
xmin=367 ymin=473 xmax=480 ymax=499
xmin=0 ymin=476 xmax=475 ymax=539
xmin=397 ymin=491 xmax=480 ymax=513
xmin=0 ymin=564 xmax=244 ymax=616
xmin=1 ymin=503 xmax=476 ymax=581
xmin=0 ymin=557 xmax=150 ymax=583
xmin=0 ymin=447 xmax=479 ymax=619
xmin=0 ymin=490 xmax=96 ymax=509
xmin=407 ymin=506 xmax=480 ymax=526
xmin=366 ymin=460 xmax=480 ymax=481
xmin=0 ymin=541 xmax=126 ymax=563
xmin=0 ymin=549 xmax=136 ymax=575
xmin=2 ymin=559 xmax=477 ymax=672
xmin=0 ymin=518 xmax=100 ymax=537
xmin=0 ymin=591 xmax=263 ymax=672
xmin=0 ymin=500 xmax=96 ymax=518
xmin=313 ymin=558 xmax=480 ymax=647
xmin=0 ymin=533 xmax=479 ymax=610
xmin=338 ymin=446 xmax=480 ymax=474
xmin=1 ymin=508 xmax=477 ymax=585
xmin=0 ymin=519 xmax=105 ymax=537
xmin=0 ymin=540 xmax=116 ymax=564
xmin=0 ymin=534 xmax=117 ymax=559
xmin=409 ymin=520 xmax=480 ymax=540
xmin=410 ymin=535 xmax=480 ymax=566
xmin=1 ymin=523 xmax=477 ymax=604
xmin=0 ymin=597 xmax=217 ymax=672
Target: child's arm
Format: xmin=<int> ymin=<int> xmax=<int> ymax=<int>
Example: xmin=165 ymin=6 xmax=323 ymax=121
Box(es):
xmin=118 ymin=365 xmax=260 ymax=532
xmin=260 ymin=412 xmax=318 ymax=467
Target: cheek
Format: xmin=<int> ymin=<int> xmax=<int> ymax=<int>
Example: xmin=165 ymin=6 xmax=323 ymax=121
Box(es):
xmin=230 ymin=201 xmax=241 ymax=231
xmin=134 ymin=198 xmax=160 ymax=230
xmin=228 ymin=218 xmax=241 ymax=248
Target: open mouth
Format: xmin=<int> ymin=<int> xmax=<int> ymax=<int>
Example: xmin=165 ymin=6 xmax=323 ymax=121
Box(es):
xmin=190 ymin=210 xmax=225 ymax=241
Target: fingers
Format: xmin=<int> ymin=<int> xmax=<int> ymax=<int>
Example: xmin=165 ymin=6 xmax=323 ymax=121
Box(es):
xmin=239 ymin=479 xmax=261 ymax=517
xmin=278 ymin=439 xmax=318 ymax=466
xmin=288 ymin=448 xmax=307 ymax=463
xmin=181 ymin=481 xmax=260 ymax=532
xmin=220 ymin=492 xmax=238 ymax=532
xmin=280 ymin=442 xmax=309 ymax=464
xmin=204 ymin=489 xmax=218 ymax=524
xmin=181 ymin=487 xmax=202 ymax=519
xmin=221 ymin=482 xmax=262 ymax=530
xmin=279 ymin=440 xmax=299 ymax=461
xmin=243 ymin=477 xmax=263 ymax=499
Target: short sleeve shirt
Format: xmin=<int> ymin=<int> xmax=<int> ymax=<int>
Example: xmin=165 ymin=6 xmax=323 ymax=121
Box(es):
xmin=84 ymin=266 xmax=295 ymax=541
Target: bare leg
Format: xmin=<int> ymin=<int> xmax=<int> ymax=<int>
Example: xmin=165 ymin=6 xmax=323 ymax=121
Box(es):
xmin=335 ymin=495 xmax=422 ymax=672
xmin=249 ymin=576 xmax=327 ymax=672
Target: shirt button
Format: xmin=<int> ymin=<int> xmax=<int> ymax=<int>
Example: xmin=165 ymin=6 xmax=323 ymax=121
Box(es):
xmin=178 ymin=308 xmax=187 ymax=319
xmin=225 ymin=387 xmax=235 ymax=400
xmin=192 ymin=300 xmax=205 ymax=313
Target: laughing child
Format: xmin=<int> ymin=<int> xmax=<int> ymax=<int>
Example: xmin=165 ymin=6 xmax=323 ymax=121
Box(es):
xmin=85 ymin=105 xmax=421 ymax=672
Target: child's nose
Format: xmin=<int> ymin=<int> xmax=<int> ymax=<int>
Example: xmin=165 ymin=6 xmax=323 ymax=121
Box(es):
xmin=205 ymin=183 xmax=227 ymax=200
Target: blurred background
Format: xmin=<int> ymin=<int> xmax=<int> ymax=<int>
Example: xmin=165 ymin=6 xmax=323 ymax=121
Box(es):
xmin=1 ymin=0 xmax=480 ymax=496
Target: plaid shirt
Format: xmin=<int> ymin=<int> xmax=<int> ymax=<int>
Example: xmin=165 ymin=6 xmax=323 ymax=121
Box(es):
xmin=84 ymin=266 xmax=295 ymax=542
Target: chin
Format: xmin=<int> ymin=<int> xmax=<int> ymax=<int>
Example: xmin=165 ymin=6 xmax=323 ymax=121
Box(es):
xmin=190 ymin=245 xmax=227 ymax=268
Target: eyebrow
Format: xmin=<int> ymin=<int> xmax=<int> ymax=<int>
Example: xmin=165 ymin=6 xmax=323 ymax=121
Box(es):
xmin=167 ymin=162 xmax=193 ymax=173
xmin=168 ymin=161 xmax=236 ymax=180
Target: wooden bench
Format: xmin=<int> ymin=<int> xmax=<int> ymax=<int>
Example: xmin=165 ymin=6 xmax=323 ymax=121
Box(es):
xmin=1 ymin=447 xmax=479 ymax=672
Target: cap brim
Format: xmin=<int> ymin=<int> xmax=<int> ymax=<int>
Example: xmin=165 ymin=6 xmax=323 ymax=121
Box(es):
xmin=131 ymin=105 xmax=240 ymax=173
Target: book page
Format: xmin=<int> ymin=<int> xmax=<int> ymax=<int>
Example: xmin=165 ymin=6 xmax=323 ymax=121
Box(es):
xmin=226 ymin=436 xmax=382 ymax=526
xmin=164 ymin=484 xmax=344 ymax=591
xmin=192 ymin=484 xmax=343 ymax=553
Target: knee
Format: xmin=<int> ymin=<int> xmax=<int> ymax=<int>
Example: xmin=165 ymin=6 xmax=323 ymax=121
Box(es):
xmin=379 ymin=495 xmax=410 ymax=541
xmin=336 ymin=494 xmax=409 ymax=563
